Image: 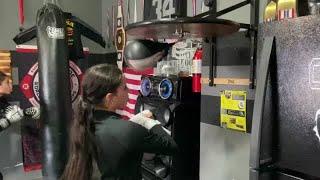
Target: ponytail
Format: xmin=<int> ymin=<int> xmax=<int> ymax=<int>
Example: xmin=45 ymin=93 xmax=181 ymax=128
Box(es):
xmin=60 ymin=97 xmax=94 ymax=180
xmin=61 ymin=64 xmax=123 ymax=180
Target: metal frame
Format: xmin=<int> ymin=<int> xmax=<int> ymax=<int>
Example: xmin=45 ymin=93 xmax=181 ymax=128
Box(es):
xmin=249 ymin=36 xmax=275 ymax=171
xmin=249 ymin=0 xmax=259 ymax=89
xmin=197 ymin=0 xmax=259 ymax=88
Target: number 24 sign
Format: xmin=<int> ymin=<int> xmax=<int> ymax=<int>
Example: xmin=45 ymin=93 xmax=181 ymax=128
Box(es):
xmin=153 ymin=0 xmax=175 ymax=19
xmin=144 ymin=0 xmax=186 ymax=20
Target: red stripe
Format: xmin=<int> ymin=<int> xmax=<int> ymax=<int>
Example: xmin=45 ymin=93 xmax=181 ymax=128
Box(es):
xmin=120 ymin=67 xmax=154 ymax=118
xmin=128 ymin=89 xmax=140 ymax=95
xmin=23 ymin=163 xmax=42 ymax=172
xmin=123 ymin=67 xmax=153 ymax=75
xmin=126 ymin=78 xmax=141 ymax=85
xmin=123 ymin=108 xmax=135 ymax=114
xmin=16 ymin=47 xmax=89 ymax=54
xmin=16 ymin=48 xmax=37 ymax=53
xmin=128 ymin=99 xmax=137 ymax=104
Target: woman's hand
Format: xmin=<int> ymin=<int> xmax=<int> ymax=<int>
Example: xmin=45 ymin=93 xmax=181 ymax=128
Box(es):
xmin=129 ymin=110 xmax=160 ymax=130
xmin=141 ymin=110 xmax=155 ymax=119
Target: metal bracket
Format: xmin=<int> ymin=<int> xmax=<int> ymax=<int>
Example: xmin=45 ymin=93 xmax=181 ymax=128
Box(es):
xmin=203 ymin=0 xmax=258 ymax=88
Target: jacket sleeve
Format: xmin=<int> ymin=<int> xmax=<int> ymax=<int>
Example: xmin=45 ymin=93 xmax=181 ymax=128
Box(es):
xmin=72 ymin=16 xmax=106 ymax=48
xmin=138 ymin=124 xmax=178 ymax=155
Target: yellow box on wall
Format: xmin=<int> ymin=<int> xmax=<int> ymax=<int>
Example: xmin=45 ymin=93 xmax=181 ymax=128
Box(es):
xmin=220 ymin=90 xmax=247 ymax=132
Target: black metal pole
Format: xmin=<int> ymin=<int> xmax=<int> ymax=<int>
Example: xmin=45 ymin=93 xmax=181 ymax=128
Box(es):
xmin=249 ymin=0 xmax=259 ymax=89
xmin=207 ymin=0 xmax=217 ymax=87
xmin=209 ymin=38 xmax=217 ymax=86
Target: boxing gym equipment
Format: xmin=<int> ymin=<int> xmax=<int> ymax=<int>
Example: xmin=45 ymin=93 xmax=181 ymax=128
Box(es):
xmin=123 ymin=40 xmax=172 ymax=71
xmin=125 ymin=17 xmax=240 ymax=40
xmin=13 ymin=14 xmax=106 ymax=60
xmin=37 ymin=3 xmax=72 ymax=179
xmin=135 ymin=75 xmax=200 ymax=180
xmin=0 ymin=106 xmax=40 ymax=131
xmin=123 ymin=16 xmax=240 ymax=72
xmin=125 ymin=0 xmax=259 ymax=88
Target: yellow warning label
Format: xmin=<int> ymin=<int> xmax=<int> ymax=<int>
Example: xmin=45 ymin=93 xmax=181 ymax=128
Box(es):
xmin=220 ymin=90 xmax=247 ymax=132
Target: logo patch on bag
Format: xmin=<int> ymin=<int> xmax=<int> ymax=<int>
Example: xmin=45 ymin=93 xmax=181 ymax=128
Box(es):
xmin=20 ymin=61 xmax=82 ymax=106
xmin=46 ymin=26 xmax=65 ymax=39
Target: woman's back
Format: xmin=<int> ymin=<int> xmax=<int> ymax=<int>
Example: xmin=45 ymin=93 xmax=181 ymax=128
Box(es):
xmin=93 ymin=110 xmax=177 ymax=180
xmin=94 ymin=110 xmax=147 ymax=179
xmin=61 ymin=64 xmax=177 ymax=180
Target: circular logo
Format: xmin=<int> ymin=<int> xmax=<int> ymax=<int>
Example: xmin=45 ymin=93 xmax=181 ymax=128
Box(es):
xmin=20 ymin=61 xmax=82 ymax=106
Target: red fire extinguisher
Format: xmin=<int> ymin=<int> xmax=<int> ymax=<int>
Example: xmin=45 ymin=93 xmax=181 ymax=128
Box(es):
xmin=192 ymin=47 xmax=202 ymax=93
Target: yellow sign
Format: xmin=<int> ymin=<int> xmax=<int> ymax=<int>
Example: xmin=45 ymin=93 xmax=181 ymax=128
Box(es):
xmin=220 ymin=90 xmax=247 ymax=132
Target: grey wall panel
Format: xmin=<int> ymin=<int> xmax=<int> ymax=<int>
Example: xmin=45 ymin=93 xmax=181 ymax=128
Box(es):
xmin=0 ymin=0 xmax=104 ymax=54
xmin=200 ymin=123 xmax=250 ymax=180
xmin=101 ymin=0 xmax=117 ymax=53
xmin=203 ymin=32 xmax=251 ymax=66
xmin=186 ymin=0 xmax=267 ymax=22
xmin=202 ymin=65 xmax=251 ymax=78
xmin=201 ymin=65 xmax=255 ymax=100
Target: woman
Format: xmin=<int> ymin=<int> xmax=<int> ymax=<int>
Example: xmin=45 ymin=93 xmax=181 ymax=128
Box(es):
xmin=0 ymin=71 xmax=40 ymax=132
xmin=0 ymin=71 xmax=40 ymax=180
xmin=0 ymin=71 xmax=13 ymax=180
xmin=61 ymin=64 xmax=178 ymax=180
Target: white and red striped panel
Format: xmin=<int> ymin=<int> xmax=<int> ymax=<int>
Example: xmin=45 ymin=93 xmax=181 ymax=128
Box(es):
xmin=116 ymin=67 xmax=154 ymax=119
xmin=278 ymin=8 xmax=296 ymax=20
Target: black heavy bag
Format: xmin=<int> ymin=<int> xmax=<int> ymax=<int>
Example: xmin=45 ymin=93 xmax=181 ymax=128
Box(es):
xmin=36 ymin=3 xmax=72 ymax=180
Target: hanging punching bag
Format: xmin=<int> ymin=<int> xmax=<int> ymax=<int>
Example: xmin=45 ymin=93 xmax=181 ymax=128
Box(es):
xmin=36 ymin=3 xmax=72 ymax=180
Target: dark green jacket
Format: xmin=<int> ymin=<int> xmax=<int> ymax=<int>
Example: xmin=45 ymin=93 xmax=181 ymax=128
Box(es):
xmin=92 ymin=110 xmax=178 ymax=180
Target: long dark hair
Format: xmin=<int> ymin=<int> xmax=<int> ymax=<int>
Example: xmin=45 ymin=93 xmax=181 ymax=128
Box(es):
xmin=61 ymin=64 xmax=122 ymax=180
